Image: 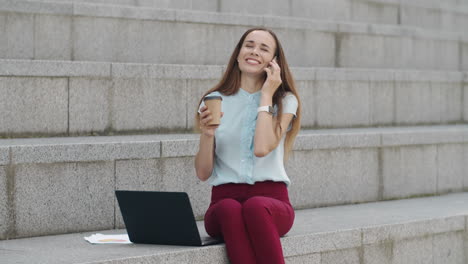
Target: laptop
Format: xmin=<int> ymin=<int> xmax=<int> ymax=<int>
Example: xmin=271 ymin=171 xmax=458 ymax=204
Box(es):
xmin=115 ymin=190 xmax=222 ymax=246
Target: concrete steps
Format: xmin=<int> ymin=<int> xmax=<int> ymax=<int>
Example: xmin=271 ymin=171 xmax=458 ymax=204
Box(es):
xmin=0 ymin=192 xmax=467 ymax=263
xmin=18 ymin=0 xmax=468 ymax=34
xmin=1 ymin=125 xmax=467 ymax=239
xmin=1 ymin=0 xmax=467 ymax=70
xmin=1 ymin=59 xmax=467 ymax=138
xmin=1 ymin=0 xmax=467 ymax=262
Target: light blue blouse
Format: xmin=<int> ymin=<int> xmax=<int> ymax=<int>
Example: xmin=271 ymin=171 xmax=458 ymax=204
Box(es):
xmin=199 ymin=89 xmax=298 ymax=186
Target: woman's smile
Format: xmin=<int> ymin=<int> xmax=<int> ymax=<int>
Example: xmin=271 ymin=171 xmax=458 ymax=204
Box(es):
xmin=246 ymin=58 xmax=261 ymax=65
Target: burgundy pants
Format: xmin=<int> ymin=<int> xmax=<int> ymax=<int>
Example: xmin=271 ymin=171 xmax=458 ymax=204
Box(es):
xmin=204 ymin=181 xmax=295 ymax=264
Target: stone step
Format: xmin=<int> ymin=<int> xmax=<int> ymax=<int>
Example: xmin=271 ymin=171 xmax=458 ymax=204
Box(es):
xmin=0 ymin=192 xmax=467 ymax=263
xmin=1 ymin=0 xmax=467 ymax=71
xmin=1 ymin=125 xmax=467 ymax=239
xmin=20 ymin=0 xmax=468 ymax=34
xmin=1 ymin=59 xmax=467 ymax=138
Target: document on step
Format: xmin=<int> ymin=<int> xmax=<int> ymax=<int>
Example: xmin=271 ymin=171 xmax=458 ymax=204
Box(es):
xmin=84 ymin=233 xmax=132 ymax=244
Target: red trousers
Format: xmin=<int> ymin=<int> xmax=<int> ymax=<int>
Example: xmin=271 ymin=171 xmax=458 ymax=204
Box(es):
xmin=204 ymin=181 xmax=295 ymax=264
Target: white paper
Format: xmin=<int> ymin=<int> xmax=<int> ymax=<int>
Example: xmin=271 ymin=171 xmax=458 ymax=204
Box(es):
xmin=84 ymin=233 xmax=132 ymax=244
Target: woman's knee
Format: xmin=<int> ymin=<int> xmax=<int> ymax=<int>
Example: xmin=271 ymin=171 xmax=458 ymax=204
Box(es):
xmin=242 ymin=197 xmax=271 ymax=219
xmin=212 ymin=198 xmax=243 ymax=219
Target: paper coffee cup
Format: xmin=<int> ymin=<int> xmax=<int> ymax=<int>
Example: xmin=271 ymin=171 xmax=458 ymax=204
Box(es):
xmin=203 ymin=96 xmax=222 ymax=126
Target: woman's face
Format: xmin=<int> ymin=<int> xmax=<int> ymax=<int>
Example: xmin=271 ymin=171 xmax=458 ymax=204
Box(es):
xmin=237 ymin=30 xmax=277 ymax=76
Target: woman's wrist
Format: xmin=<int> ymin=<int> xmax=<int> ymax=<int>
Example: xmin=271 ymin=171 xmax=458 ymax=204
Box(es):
xmin=200 ymin=132 xmax=215 ymax=140
xmin=260 ymin=92 xmax=273 ymax=106
xmin=260 ymin=90 xmax=274 ymax=99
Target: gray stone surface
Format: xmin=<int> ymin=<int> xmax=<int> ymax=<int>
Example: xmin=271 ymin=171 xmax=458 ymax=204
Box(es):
xmin=369 ymin=81 xmax=394 ymax=125
xmin=340 ymin=34 xmax=459 ymax=70
xmin=1 ymin=60 xmax=465 ymax=134
xmin=315 ymin=80 xmax=371 ymax=127
xmin=350 ymin=0 xmax=398 ymax=24
xmin=111 ymin=63 xmax=223 ymax=79
xmin=73 ymin=16 xmax=118 ymax=62
xmin=34 ymin=15 xmax=72 ymax=60
xmin=321 ymin=248 xmax=360 ymax=264
xmin=112 ymin=78 xmax=187 ymax=131
xmin=1 ymin=192 xmax=468 ymax=260
xmin=0 ymin=147 xmax=9 ymax=166
xmin=287 ymin=148 xmax=379 ymax=208
xmin=115 ymin=159 xmax=165 ymax=228
xmin=14 ymin=162 xmax=115 ymax=238
xmin=0 ymin=59 xmax=110 ymax=77
xmin=395 ymin=81 xmax=440 ymax=124
xmin=0 ymin=0 xmax=73 ymax=15
xmin=0 ymin=166 xmax=8 ymax=239
xmin=0 ymin=125 xmax=466 ymax=164
xmin=339 ymin=34 xmax=385 ymax=68
xmin=160 ymin=157 xmax=211 ymax=219
xmin=161 ymin=137 xmax=199 ymax=157
xmin=465 ymin=145 xmax=468 ymax=189
xmin=382 ymin=146 xmax=438 ymax=199
xmin=363 ymin=216 xmax=465 ymax=244
xmin=432 ymin=232 xmax=465 ymax=264
xmin=465 ymin=217 xmax=468 ymax=263
xmin=437 ymin=144 xmax=465 ymax=193
xmin=69 ymin=78 xmax=112 ymax=134
xmin=363 ymin=243 xmax=392 ymax=264
xmin=0 ymin=12 xmax=34 ymax=60
xmin=11 ymin=140 xmax=161 ymax=164
xmin=282 ymin=229 xmax=361 ymax=256
xmin=395 ymin=81 xmax=462 ymax=125
xmin=290 ymin=0 xmax=351 ymax=21
xmin=296 ymin=80 xmax=315 ymax=127
xmin=393 ymin=236 xmax=433 ymax=264
xmin=294 ymin=129 xmax=381 ymax=150
xmin=294 ymin=30 xmax=335 ymax=68
xmin=463 ymin=43 xmax=468 ymax=71
xmin=20 ymin=0 xmax=468 ymax=35
xmin=439 ymin=82 xmax=463 ymax=122
xmin=464 ymin=83 xmax=468 ymax=122
xmin=220 ymin=0 xmax=288 ymax=16
xmin=0 ymin=77 xmax=68 ymax=135
xmin=1 ymin=1 xmax=463 ymax=69
xmin=380 ymin=125 xmax=467 ymax=146
xmin=285 ymin=253 xmax=320 ymax=264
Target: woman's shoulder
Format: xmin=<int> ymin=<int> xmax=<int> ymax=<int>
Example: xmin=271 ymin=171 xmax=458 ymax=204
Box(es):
xmin=282 ymin=92 xmax=298 ymax=104
xmin=206 ymin=91 xmax=223 ymax=97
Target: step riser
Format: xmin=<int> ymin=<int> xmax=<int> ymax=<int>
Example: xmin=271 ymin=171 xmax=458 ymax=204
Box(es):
xmin=1 ymin=134 xmax=467 ymax=239
xmin=0 ymin=4 xmax=466 ymax=71
xmin=23 ymin=0 xmax=468 ymax=34
xmin=1 ymin=193 xmax=467 ymax=263
xmin=285 ymin=231 xmax=467 ymax=264
xmin=1 ymin=65 xmax=467 ymax=137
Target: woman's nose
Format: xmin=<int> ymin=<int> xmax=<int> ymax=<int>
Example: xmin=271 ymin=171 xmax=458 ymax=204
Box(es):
xmin=250 ymin=48 xmax=259 ymax=56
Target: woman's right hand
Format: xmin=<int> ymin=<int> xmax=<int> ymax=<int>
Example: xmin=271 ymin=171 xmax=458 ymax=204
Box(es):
xmin=199 ymin=106 xmax=223 ymax=137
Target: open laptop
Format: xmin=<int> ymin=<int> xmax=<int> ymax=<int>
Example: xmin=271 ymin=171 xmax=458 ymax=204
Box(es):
xmin=115 ymin=190 xmax=222 ymax=246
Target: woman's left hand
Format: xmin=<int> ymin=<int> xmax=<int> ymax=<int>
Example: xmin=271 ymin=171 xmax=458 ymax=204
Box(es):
xmin=262 ymin=57 xmax=282 ymax=96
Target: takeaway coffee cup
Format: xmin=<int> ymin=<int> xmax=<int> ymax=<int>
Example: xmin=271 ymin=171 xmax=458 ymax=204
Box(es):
xmin=203 ymin=95 xmax=222 ymax=126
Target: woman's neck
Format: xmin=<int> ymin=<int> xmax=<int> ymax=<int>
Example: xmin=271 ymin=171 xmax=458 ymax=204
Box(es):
xmin=240 ymin=74 xmax=265 ymax=94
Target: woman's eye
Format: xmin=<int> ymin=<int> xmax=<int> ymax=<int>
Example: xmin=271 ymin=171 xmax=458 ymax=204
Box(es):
xmin=261 ymin=49 xmax=268 ymax=52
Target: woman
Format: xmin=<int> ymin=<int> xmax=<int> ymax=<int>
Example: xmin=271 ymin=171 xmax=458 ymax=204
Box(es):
xmin=194 ymin=27 xmax=301 ymax=264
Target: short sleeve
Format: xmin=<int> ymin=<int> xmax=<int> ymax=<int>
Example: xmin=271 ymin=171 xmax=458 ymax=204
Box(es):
xmin=282 ymin=93 xmax=298 ymax=117
xmin=198 ymin=91 xmax=222 ymax=113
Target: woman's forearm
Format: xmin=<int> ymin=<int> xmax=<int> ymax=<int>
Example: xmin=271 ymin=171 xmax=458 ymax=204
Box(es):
xmin=195 ymin=133 xmax=215 ymax=181
xmin=254 ymin=93 xmax=280 ymax=157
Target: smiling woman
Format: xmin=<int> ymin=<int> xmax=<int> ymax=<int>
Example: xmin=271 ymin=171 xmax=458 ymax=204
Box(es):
xmin=194 ymin=27 xmax=301 ymax=264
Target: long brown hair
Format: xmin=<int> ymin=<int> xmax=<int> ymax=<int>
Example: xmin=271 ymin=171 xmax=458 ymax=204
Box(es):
xmin=195 ymin=27 xmax=301 ymax=160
